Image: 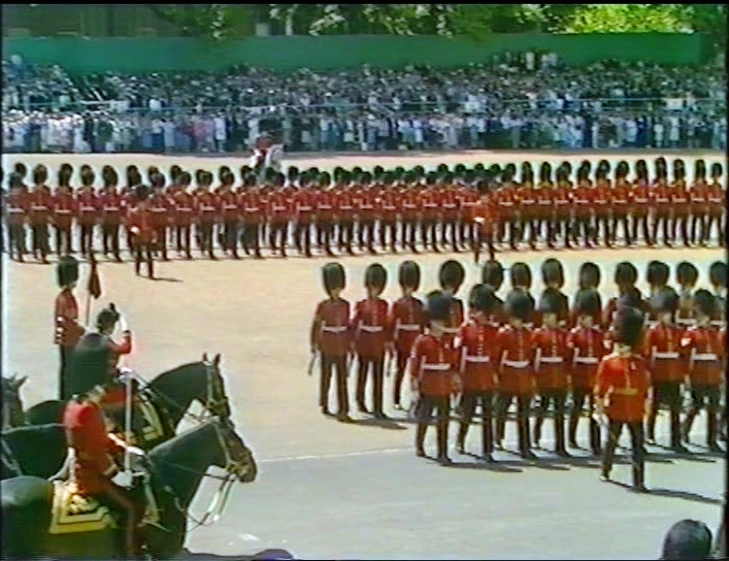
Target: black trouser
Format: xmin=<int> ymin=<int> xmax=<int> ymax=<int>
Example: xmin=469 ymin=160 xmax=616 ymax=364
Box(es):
xmin=242 ymin=223 xmax=261 ymax=256
xmin=459 ymin=218 xmax=474 ymax=250
xmin=393 ymin=351 xmax=409 ymax=407
xmin=533 ymin=388 xmax=567 ymax=453
xmin=671 ymin=214 xmax=690 ymax=246
xmin=199 ymin=222 xmax=216 ymax=258
xmin=358 ymin=220 xmax=376 ymax=252
xmin=602 ymin=420 xmax=645 ymax=488
xmin=611 ymin=212 xmax=631 ymax=245
xmin=442 ymin=219 xmax=459 ymax=251
xmin=593 ymin=214 xmax=611 ymax=246
xmin=379 ymin=220 xmax=398 ymax=251
xmin=573 ymin=216 xmax=592 ymax=247
xmin=356 ymin=356 xmax=385 ymax=415
xmin=320 ymin=354 xmax=349 ymax=417
xmin=519 ymin=216 xmax=538 ymax=247
xmin=559 ymin=216 xmax=573 ymax=247
xmin=647 ymin=380 xmax=682 ymax=447
xmin=690 ymin=213 xmax=707 ymax=244
xmin=683 ymin=384 xmax=721 ymax=447
xmin=102 ymin=223 xmax=121 ymax=258
xmin=473 ymin=229 xmax=496 ymax=264
xmin=458 ymin=390 xmax=496 ymax=457
xmin=415 ymin=395 xmax=450 ymax=459
xmin=125 ymin=226 xmax=134 ymax=254
xmin=223 ymin=220 xmax=240 ymax=257
xmin=294 ymin=222 xmax=312 ymax=256
xmin=31 ymin=224 xmax=50 ymax=260
xmin=134 ymin=242 xmax=154 ymax=278
xmin=400 ymin=220 xmax=418 ymax=252
xmin=652 ymin=212 xmax=671 ymax=245
xmin=317 ymin=221 xmax=333 ymax=254
xmin=175 ymin=225 xmax=192 ymax=257
xmin=153 ymin=226 xmax=168 ymax=260
xmin=54 ymin=226 xmax=73 ymax=256
xmin=59 ymin=346 xmax=73 ymax=400
xmin=79 ymin=224 xmax=94 ymax=256
xmin=705 ymin=213 xmax=725 ymax=245
xmin=495 ymin=392 xmax=532 ymax=455
xmin=8 ymin=224 xmax=27 ymax=260
xmin=269 ymin=221 xmax=288 ymax=255
xmin=631 ymin=214 xmax=651 ymax=245
xmin=421 ymin=219 xmax=438 ymax=251
xmin=569 ymin=388 xmax=601 ymax=454
xmin=96 ymin=478 xmax=144 ymax=558
xmin=337 ymin=220 xmax=354 ymax=252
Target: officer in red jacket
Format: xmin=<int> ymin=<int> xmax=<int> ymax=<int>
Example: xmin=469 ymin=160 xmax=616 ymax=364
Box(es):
xmin=172 ymin=171 xmax=195 ymax=259
xmin=352 ymin=264 xmax=390 ymax=418
xmin=676 ymin=262 xmax=699 ymax=328
xmin=379 ymin=172 xmax=400 ymax=253
xmin=315 ymin=172 xmax=336 ymax=257
xmin=53 ymin=167 xmax=77 ymax=257
xmin=310 ymin=262 xmax=351 ymax=422
xmin=651 ymin=158 xmax=672 ymax=246
xmin=595 ymin=305 xmax=651 ymax=492
xmin=293 ymin=173 xmax=315 ymax=257
xmin=76 ymin=169 xmax=99 ymax=258
xmin=28 ymin=164 xmax=52 ymax=263
xmin=99 ymin=166 xmax=123 ymax=262
xmin=517 ymin=164 xmax=537 ymax=250
xmin=611 ymin=160 xmax=632 ymax=246
xmin=194 ymin=170 xmax=219 ymax=260
xmin=6 ymin=172 xmax=29 ymax=261
xmin=55 ymin=256 xmax=85 ymax=400
xmin=689 ymin=159 xmax=709 ymax=246
xmin=592 ymin=163 xmax=612 ymax=248
xmin=571 ymin=162 xmax=593 ymax=249
xmin=389 ymin=261 xmax=425 ymax=410
xmin=358 ymin=172 xmax=378 ymax=254
xmin=411 ymin=291 xmax=458 ymax=465
xmin=456 ymin=284 xmax=500 ymax=461
xmin=472 ymin=180 xmax=498 ymax=264
xmin=420 ymin=172 xmax=440 ymax=252
xmin=706 ymin=163 xmax=725 ymax=247
xmin=670 ymin=159 xmax=690 ymax=247
xmin=400 ymin=173 xmax=421 ymax=254
xmin=267 ymin=172 xmax=290 ymax=257
xmin=630 ymin=159 xmax=652 ymax=245
xmin=128 ymin=184 xmax=156 ymax=279
xmin=147 ymin=173 xmax=172 ymax=261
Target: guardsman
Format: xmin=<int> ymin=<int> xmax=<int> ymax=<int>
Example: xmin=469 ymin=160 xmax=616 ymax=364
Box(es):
xmin=55 ymin=255 xmax=85 ymax=400
xmin=76 ymin=168 xmax=99 ymax=258
xmin=459 ymin=169 xmax=479 ymax=252
xmin=379 ymin=172 xmax=400 ymax=253
xmin=706 ymin=163 xmax=725 ymax=247
xmin=218 ymin=171 xmax=240 ymax=258
xmin=128 ymin=184 xmax=156 ymax=279
xmin=400 ymin=172 xmax=420 ymax=254
xmin=311 ymin=263 xmax=351 ymax=422
xmin=389 ymin=261 xmax=426 ymax=411
xmin=419 ymin=172 xmax=438 ymax=252
xmin=438 ymin=260 xmax=466 ymax=348
xmin=495 ymin=290 xmax=536 ymax=459
xmin=681 ymin=289 xmax=723 ymax=451
xmin=148 ymin=173 xmax=172 ymax=261
xmin=535 ymin=162 xmax=554 ymax=248
xmin=99 ymin=166 xmax=123 ymax=262
xmin=571 ymin=262 xmax=603 ymax=326
xmin=481 ymin=260 xmax=506 ymax=325
xmin=316 ymin=172 xmax=336 ymax=257
xmin=472 ymin=180 xmax=497 ymax=263
xmin=595 ymin=305 xmax=650 ymax=492
xmin=567 ymin=289 xmax=604 ymax=454
xmin=593 ymin=164 xmax=612 ymax=248
xmin=532 ymin=288 xmax=570 ymax=456
xmin=555 ymin=161 xmax=574 ymax=248
xmin=352 ymin=264 xmax=390 ymax=418
xmin=195 ymin=170 xmax=219 ymax=259
xmin=241 ymin=172 xmax=264 ymax=258
xmin=604 ymin=262 xmax=640 ymax=329
xmin=651 ymin=157 xmax=672 ymax=247
xmin=517 ymin=164 xmax=537 ymax=250
xmin=630 ymin=159 xmax=652 ymax=245
xmin=689 ymin=159 xmax=709 ymax=246
xmin=540 ymin=258 xmax=569 ymax=326
xmin=646 ymin=260 xmax=672 ymax=327
xmin=172 ymin=171 xmax=195 ymax=259
xmin=555 ymin=162 xmax=574 ymax=247
xmin=28 ymin=164 xmax=52 ymax=263
xmin=676 ymin=262 xmax=699 ymax=328
xmin=508 ymin=262 xmax=536 ymax=327
xmin=441 ymin=172 xmax=460 ymax=252
xmin=708 ymin=261 xmax=727 ymax=328
xmin=670 ymin=159 xmax=690 ymax=247
xmin=63 ymin=383 xmax=147 ymax=558
xmin=293 ymin=173 xmax=315 ymax=257
xmin=644 ymin=289 xmax=686 ymax=451
xmin=335 ymin=170 xmax=355 ymax=255
xmin=456 ymin=284 xmax=500 ymax=461
xmin=611 ymin=160 xmax=632 ymax=246
xmin=358 ymin=172 xmax=378 ymax=254
xmin=571 ymin=162 xmax=592 ymax=248
xmin=267 ymin=172 xmax=290 ymax=257
xmin=411 ymin=291 xmax=458 ymax=465
xmin=53 ymin=167 xmax=76 ymax=257
xmin=122 ymin=166 xmax=142 ymax=254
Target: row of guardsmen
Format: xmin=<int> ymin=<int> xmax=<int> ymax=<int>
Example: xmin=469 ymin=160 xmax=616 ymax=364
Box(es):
xmin=310 ymin=258 xmax=726 ymax=490
xmin=3 ymin=157 xmax=726 ymax=263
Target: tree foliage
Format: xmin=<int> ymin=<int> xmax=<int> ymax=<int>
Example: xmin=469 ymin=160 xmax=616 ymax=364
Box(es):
xmin=561 ymin=4 xmax=691 ymax=33
xmin=147 ymin=4 xmax=251 ymax=39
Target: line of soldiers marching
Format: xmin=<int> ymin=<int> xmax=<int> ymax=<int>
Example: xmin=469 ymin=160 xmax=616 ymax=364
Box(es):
xmin=310 ymin=258 xmax=727 ymax=491
xmin=2 ymin=156 xmax=726 ymax=265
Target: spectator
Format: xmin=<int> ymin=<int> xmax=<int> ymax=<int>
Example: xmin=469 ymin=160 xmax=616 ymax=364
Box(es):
xmin=660 ymin=519 xmax=713 ymax=560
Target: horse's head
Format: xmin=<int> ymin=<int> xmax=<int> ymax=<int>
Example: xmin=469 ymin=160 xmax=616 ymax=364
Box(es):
xmin=201 ymin=353 xmax=232 ymax=422
xmin=211 ymin=417 xmax=257 ymax=484
xmin=1 ymin=375 xmax=26 ymax=429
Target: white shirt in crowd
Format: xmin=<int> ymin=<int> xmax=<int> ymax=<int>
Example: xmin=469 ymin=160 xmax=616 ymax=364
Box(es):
xmin=669 ymin=116 xmax=680 ymax=141
xmin=214 ymin=116 xmax=226 ymax=141
xmin=625 ymin=118 xmax=637 ymax=143
xmin=152 ymin=118 xmax=163 ymax=134
xmin=149 ymin=98 xmax=161 ymax=112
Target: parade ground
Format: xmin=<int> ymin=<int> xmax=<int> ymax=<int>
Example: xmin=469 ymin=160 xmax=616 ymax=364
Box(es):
xmin=2 ymin=150 xmax=725 ymax=560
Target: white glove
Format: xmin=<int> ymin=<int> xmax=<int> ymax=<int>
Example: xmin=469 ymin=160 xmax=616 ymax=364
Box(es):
xmin=119 ymin=315 xmax=129 ymax=333
xmin=127 ymin=445 xmax=145 ymax=457
xmin=112 ymin=470 xmax=133 ymax=488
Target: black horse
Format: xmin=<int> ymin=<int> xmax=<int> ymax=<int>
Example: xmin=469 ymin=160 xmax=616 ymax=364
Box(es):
xmin=1 ymin=417 xmax=257 ymax=560
xmin=2 ymin=424 xmax=67 ymax=480
xmin=24 ymin=353 xmax=232 ymax=449
xmin=2 ymin=375 xmax=27 ymax=430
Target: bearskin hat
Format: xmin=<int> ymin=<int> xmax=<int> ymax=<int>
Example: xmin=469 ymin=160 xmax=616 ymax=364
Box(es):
xmin=538 ymin=287 xmax=562 ymax=315
xmin=709 ymin=261 xmax=727 ymax=289
xmin=673 ymin=158 xmax=685 ymax=180
xmin=102 ymin=166 xmax=118 ymax=187
xmin=613 ymin=306 xmax=645 ymax=349
xmin=413 ymin=165 xmax=425 ymax=178
xmin=425 ymin=172 xmax=437 ymax=186
xmin=541 ymin=258 xmax=565 ymax=288
xmin=693 ymin=289 xmax=716 ymax=317
xmin=522 ymin=161 xmax=534 ymax=180
xmin=14 ymin=162 xmax=27 ymax=177
xmin=454 ymin=163 xmax=466 ymax=176
xmin=32 ymin=164 xmax=48 ymax=185
xmin=711 ymin=162 xmax=723 ymax=179
xmin=178 ymin=171 xmax=192 ymax=187
xmin=365 ymin=263 xmax=387 ymax=291
xmin=614 ymin=262 xmax=638 ymax=287
xmin=574 ymin=288 xmax=601 ymax=318
xmin=286 ymin=165 xmax=299 ymax=182
xmin=619 ymin=286 xmax=644 ymax=310
xmin=169 ymin=165 xmax=182 ymax=184
xmin=505 ymin=290 xmax=532 ymax=321
xmin=676 ymin=262 xmax=699 ymax=288
xmin=322 ymin=262 xmax=346 ymax=294
xmin=654 ymin=157 xmax=667 ymax=178
xmin=425 ymin=290 xmax=451 ymax=322
xmin=615 ymin=160 xmax=629 ymax=180
xmin=134 ymin=184 xmax=150 ymax=202
xmin=57 ymin=255 xmax=79 ymax=288
xmin=578 ymin=262 xmax=601 ymax=290
xmin=439 ymin=260 xmax=465 ymax=292
xmin=243 ymin=173 xmax=257 ymax=188
xmin=57 ymin=168 xmax=72 ymax=189
xmin=398 ymin=260 xmax=421 ymax=291
xmin=650 ymin=288 xmax=679 ymax=315
xmin=482 ymin=260 xmax=504 ymax=290
xmin=96 ymin=304 xmax=120 ymax=330
xmin=647 ymin=260 xmax=670 ymax=288
xmin=510 ymin=262 xmax=532 ymax=290
xmin=80 ymin=168 xmax=95 ymax=187
xmin=694 ymin=159 xmax=706 ymax=181
xmin=470 ymin=284 xmax=496 ymax=314
xmin=635 ymin=159 xmax=647 ymax=179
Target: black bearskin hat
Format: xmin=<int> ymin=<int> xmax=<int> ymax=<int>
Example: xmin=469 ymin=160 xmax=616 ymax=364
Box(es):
xmin=619 ymin=286 xmax=644 ymax=310
xmin=57 ymin=255 xmax=79 ymax=288
xmin=398 ymin=260 xmax=421 ymax=291
xmin=425 ymin=291 xmax=451 ymax=322
xmin=710 ymin=162 xmax=723 ymax=179
xmin=322 ymin=262 xmax=346 ymax=294
xmin=510 ymin=262 xmax=532 ymax=290
xmin=574 ymin=288 xmax=601 ymax=318
xmin=365 ymin=263 xmax=387 ymax=291
xmin=709 ymin=261 xmax=727 ymax=289
xmin=482 ymin=260 xmax=504 ymax=291
xmin=693 ymin=289 xmax=716 ymax=317
xmin=676 ymin=262 xmax=699 ymax=288
xmin=505 ymin=290 xmax=532 ymax=321
xmin=538 ymin=287 xmax=562 ymax=315
xmin=650 ymin=289 xmax=679 ymax=315
xmin=646 ymin=260 xmax=670 ymax=288
xmin=613 ymin=306 xmax=645 ymax=349
xmin=614 ymin=262 xmax=638 ymax=287
xmin=694 ymin=159 xmax=706 ymax=180
xmin=541 ymin=258 xmax=564 ymax=289
xmin=579 ymin=262 xmax=601 ymax=290
xmin=439 ymin=260 xmax=465 ymax=292
xmin=470 ymin=284 xmax=496 ymax=314
xmin=134 ymin=184 xmax=150 ymax=202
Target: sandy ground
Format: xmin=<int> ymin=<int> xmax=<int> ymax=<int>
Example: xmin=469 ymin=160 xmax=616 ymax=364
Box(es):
xmin=1 ymin=150 xmax=725 ymax=559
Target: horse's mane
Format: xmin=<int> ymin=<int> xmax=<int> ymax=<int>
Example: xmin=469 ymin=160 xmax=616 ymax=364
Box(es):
xmin=148 ymin=418 xmax=217 ymax=463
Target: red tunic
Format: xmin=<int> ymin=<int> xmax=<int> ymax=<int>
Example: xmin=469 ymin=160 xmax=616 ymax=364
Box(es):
xmin=54 ymin=288 xmax=84 ymax=348
xmin=644 ymin=323 xmax=685 ymax=383
xmin=53 ymin=191 xmax=77 ymax=230
xmin=410 ymin=333 xmax=457 ymax=397
xmin=380 ymin=188 xmax=399 ymax=223
xmin=401 ymin=189 xmax=420 ymax=221
xmin=76 ymin=191 xmax=100 ymax=227
xmin=268 ymin=190 xmax=292 ymax=223
xmin=312 ymin=298 xmax=351 ymax=357
xmin=631 ymin=180 xmax=650 ymax=216
xmin=173 ymin=190 xmax=196 ymax=226
xmin=389 ymin=296 xmax=426 ymax=354
xmin=472 ymin=196 xmax=498 ymax=234
xmin=497 ymin=325 xmax=534 ymax=395
xmin=218 ymin=191 xmax=239 ymax=222
xmin=63 ymin=399 xmax=124 ymax=495
xmin=532 ymin=326 xmax=569 ymax=390
xmin=689 ymin=182 xmax=709 ymax=216
xmin=535 ymin=187 xmax=553 ymax=219
xmin=128 ymin=207 xmax=156 ymax=244
xmin=708 ymin=182 xmax=725 ymax=216
xmin=28 ymin=186 xmax=53 ymax=226
xmin=611 ymin=181 xmax=631 ymax=215
xmin=316 ymin=190 xmax=335 ymax=223
xmin=99 ymin=190 xmax=124 ymax=226
xmin=671 ymin=181 xmax=690 ymax=217
xmin=553 ymin=183 xmax=572 ymax=217
xmin=517 ymin=185 xmax=536 ymax=219
xmin=459 ymin=187 xmax=479 ymax=222
xmin=358 ymin=188 xmax=377 ymax=222
xmin=441 ymin=188 xmax=460 ymax=221
xmin=594 ymin=352 xmax=650 ymax=423
xmin=336 ymin=187 xmax=355 ymax=223
xmin=592 ymin=183 xmax=610 ymax=217
xmin=352 ymin=298 xmax=390 ymax=359
xmin=651 ymin=182 xmax=671 ymax=214
xmin=681 ymin=325 xmax=723 ymax=386
xmin=567 ymin=325 xmax=605 ymax=389
xmin=443 ymin=297 xmax=465 ymax=347
xmin=420 ymin=189 xmax=439 ymax=221
xmin=497 ymin=185 xmax=517 ymax=221
xmin=572 ymin=185 xmax=593 ymax=218
xmin=148 ymin=192 xmax=172 ymax=229
xmin=295 ymin=190 xmax=316 ymax=224
xmin=457 ymin=321 xmax=499 ymax=392
xmin=196 ymin=190 xmax=220 ymax=224
xmin=5 ymin=190 xmax=29 ymax=226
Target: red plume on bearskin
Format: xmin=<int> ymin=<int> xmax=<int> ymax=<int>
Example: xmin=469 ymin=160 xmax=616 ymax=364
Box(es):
xmin=87 ymin=252 xmax=102 ymax=300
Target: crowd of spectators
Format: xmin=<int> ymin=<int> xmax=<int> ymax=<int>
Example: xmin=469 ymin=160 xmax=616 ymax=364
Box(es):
xmin=2 ymin=54 xmax=726 ymax=154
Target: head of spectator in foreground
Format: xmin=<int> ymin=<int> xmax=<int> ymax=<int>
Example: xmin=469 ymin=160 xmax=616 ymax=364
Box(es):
xmin=659 ymin=519 xmax=713 ymax=560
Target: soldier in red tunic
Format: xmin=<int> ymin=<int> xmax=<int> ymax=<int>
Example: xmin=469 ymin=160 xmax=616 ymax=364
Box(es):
xmin=534 ymin=166 xmax=554 ymax=249
xmin=705 ymin=163 xmax=725 ymax=247
xmin=121 ymin=166 xmax=142 ymax=255
xmin=172 ymin=171 xmax=195 ymax=259
xmin=438 ymin=260 xmax=466 ymax=348
xmin=651 ymin=158 xmax=672 ymax=247
xmin=481 ymin=260 xmax=506 ymax=325
xmin=681 ymin=290 xmax=723 ymax=451
xmin=603 ymin=262 xmax=640 ymax=329
xmin=357 ymin=172 xmax=378 ymax=254
xmin=99 ymin=166 xmax=123 ymax=262
xmin=630 ymin=159 xmax=652 ymax=245
xmin=420 ymin=172 xmax=440 ymax=252
xmin=411 ymin=291 xmax=458 ymax=465
xmin=128 ymin=185 xmax=156 ymax=279
xmin=334 ymin=170 xmax=355 ymax=255
xmin=458 ymin=170 xmax=479 ymax=252
xmin=28 ymin=164 xmax=52 ymax=263
xmin=352 ymin=264 xmax=390 ymax=418
xmin=472 ymin=180 xmax=497 ymax=264
xmin=147 ymin=173 xmax=172 ymax=262
xmin=55 ymin=256 xmax=85 ymax=400
xmin=400 ymin=173 xmax=421 ymax=254
xmin=379 ymin=172 xmax=400 ymax=253
xmin=689 ymin=159 xmax=709 ymax=246
xmin=571 ymin=162 xmax=593 ymax=249
xmin=195 ymin=170 xmax=219 ymax=260
xmin=267 ymin=172 xmax=290 ymax=257
xmin=507 ymin=262 xmax=536 ymax=328
xmin=456 ymin=284 xmax=500 ymax=461
xmin=646 ymin=260 xmax=672 ymax=328
xmin=708 ymin=261 xmax=726 ymax=329
xmin=592 ymin=162 xmax=612 ymax=248
xmin=76 ymin=168 xmax=99 ymax=258
xmin=595 ymin=306 xmax=651 ymax=492
xmin=676 ymin=262 xmax=699 ymax=328
xmin=217 ymin=171 xmax=240 ymax=259
xmin=670 ymin=159 xmax=690 ymax=247
xmin=643 ymin=290 xmax=686 ymax=451
xmin=52 ymin=166 xmax=76 ymax=257
xmin=6 ymin=172 xmax=29 ymax=261
xmin=570 ymin=262 xmax=603 ymax=327
xmin=567 ymin=289 xmax=604 ymax=454
xmin=441 ymin=172 xmax=461 ymax=252
xmin=539 ymin=258 xmax=569 ymax=326
xmin=495 ymin=290 xmax=536 ymax=459
xmin=517 ymin=164 xmax=537 ymax=250
xmin=293 ymin=173 xmax=315 ymax=257
xmin=316 ymin=172 xmax=336 ymax=257
xmin=610 ymin=160 xmax=632 ymax=246
xmin=531 ymin=289 xmax=570 ymax=455
xmin=310 ymin=263 xmax=351 ymax=422
xmin=389 ymin=261 xmax=426 ymax=411
xmin=63 ymin=384 xmax=146 ymax=558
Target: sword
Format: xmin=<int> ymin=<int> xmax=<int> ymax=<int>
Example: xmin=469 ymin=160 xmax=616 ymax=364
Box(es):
xmin=307 ymin=351 xmax=318 ymax=377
